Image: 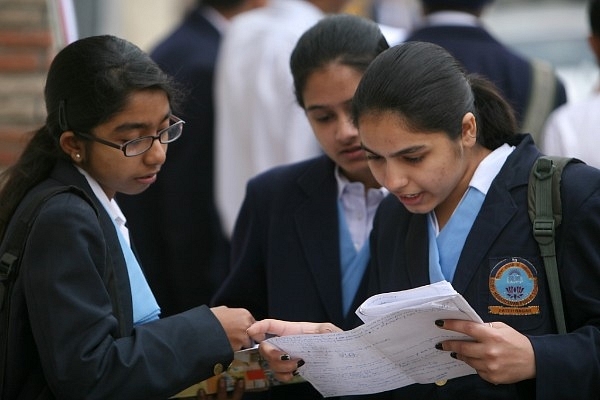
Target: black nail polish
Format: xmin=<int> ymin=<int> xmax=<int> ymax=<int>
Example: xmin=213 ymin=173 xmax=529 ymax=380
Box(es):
xmin=297 ymin=359 xmax=305 ymax=368
xmin=435 ymin=342 xmax=443 ymax=350
xmin=435 ymin=319 xmax=444 ymax=327
xmin=450 ymin=352 xmax=457 ymax=359
xmin=280 ymin=354 xmax=291 ymax=361
xmin=292 ymin=370 xmax=300 ymax=376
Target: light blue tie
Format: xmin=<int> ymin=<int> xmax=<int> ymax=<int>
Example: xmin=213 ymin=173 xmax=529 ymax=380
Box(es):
xmin=429 ymin=187 xmax=485 ymax=282
xmin=113 ymin=223 xmax=161 ymax=325
xmin=338 ymin=200 xmax=370 ymax=316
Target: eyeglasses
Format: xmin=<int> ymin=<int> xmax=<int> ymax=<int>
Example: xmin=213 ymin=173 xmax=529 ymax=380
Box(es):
xmin=75 ymin=115 xmax=185 ymax=157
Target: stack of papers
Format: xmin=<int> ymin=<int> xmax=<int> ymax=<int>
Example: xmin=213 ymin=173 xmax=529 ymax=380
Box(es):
xmin=265 ymin=281 xmax=483 ymax=397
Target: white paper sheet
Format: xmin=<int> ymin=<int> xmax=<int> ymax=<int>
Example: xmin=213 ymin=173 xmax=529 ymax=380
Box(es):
xmin=265 ymin=281 xmax=483 ymax=397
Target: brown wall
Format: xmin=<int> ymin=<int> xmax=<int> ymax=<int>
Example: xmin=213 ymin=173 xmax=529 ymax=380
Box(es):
xmin=0 ymin=0 xmax=52 ymax=170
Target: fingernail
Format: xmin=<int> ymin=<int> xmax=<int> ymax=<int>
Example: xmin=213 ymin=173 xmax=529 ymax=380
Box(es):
xmin=280 ymin=354 xmax=291 ymax=361
xmin=297 ymin=359 xmax=305 ymax=368
xmin=450 ymin=352 xmax=457 ymax=359
xmin=435 ymin=342 xmax=443 ymax=350
xmin=292 ymin=370 xmax=300 ymax=376
xmin=435 ymin=319 xmax=444 ymax=327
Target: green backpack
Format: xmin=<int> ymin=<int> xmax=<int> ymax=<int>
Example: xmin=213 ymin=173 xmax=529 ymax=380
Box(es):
xmin=528 ymin=155 xmax=575 ymax=334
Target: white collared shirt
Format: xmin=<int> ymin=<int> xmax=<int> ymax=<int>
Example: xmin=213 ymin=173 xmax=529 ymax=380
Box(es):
xmin=201 ymin=5 xmax=230 ymax=35
xmin=76 ymin=167 xmax=130 ymax=245
xmin=429 ymin=143 xmax=515 ymax=235
xmin=422 ymin=10 xmax=480 ymax=27
xmin=335 ymin=167 xmax=388 ymax=250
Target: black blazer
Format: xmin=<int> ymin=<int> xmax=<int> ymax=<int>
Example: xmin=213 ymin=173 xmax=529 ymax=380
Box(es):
xmin=367 ymin=135 xmax=600 ymax=399
xmin=212 ymin=155 xmax=374 ymax=400
xmin=118 ymin=7 xmax=230 ymax=316
xmin=2 ymin=160 xmax=233 ymax=400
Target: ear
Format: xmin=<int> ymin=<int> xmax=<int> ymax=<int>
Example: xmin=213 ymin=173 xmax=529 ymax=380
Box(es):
xmin=460 ymin=112 xmax=477 ymax=147
xmin=588 ymin=34 xmax=600 ymax=64
xmin=59 ymin=131 xmax=85 ymax=163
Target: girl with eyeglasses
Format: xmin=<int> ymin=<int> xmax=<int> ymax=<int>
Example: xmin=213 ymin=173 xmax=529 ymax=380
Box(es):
xmin=0 ymin=35 xmax=254 ymax=400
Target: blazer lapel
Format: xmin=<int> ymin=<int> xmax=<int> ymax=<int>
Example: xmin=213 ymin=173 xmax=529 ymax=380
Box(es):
xmin=406 ymin=214 xmax=431 ymax=288
xmin=294 ymin=158 xmax=345 ymax=325
xmin=51 ymin=161 xmax=134 ymax=335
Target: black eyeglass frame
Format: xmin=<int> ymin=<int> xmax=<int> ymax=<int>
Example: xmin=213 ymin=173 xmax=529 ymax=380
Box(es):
xmin=74 ymin=115 xmax=185 ymax=157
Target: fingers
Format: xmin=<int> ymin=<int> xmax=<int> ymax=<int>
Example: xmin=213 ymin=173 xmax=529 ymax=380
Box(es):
xmin=196 ymin=378 xmax=245 ymax=400
xmin=229 ymin=378 xmax=245 ymax=400
xmin=247 ymin=319 xmax=341 ymax=341
xmin=257 ymin=341 xmax=305 ymax=383
xmin=434 ymin=319 xmax=536 ymax=384
xmin=210 ymin=306 xmax=256 ymax=351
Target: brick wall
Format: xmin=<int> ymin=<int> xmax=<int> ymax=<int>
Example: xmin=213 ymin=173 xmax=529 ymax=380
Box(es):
xmin=0 ymin=0 xmax=52 ymax=170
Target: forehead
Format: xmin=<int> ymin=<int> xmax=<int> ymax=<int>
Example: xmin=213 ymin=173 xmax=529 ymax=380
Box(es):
xmin=358 ymin=110 xmax=434 ymax=153
xmin=302 ymin=63 xmax=363 ymax=106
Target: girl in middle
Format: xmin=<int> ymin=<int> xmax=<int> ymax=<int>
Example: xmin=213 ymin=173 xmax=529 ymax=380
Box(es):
xmin=211 ymin=13 xmax=390 ymax=400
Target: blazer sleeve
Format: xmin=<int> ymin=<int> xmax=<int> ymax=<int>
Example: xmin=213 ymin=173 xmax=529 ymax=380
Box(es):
xmin=22 ymin=193 xmax=233 ymax=399
xmin=211 ymin=179 xmax=269 ymax=320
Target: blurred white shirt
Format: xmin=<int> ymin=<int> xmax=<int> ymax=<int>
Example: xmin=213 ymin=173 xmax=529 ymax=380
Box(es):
xmin=541 ymin=91 xmax=600 ymax=169
xmin=214 ymin=0 xmax=324 ymax=237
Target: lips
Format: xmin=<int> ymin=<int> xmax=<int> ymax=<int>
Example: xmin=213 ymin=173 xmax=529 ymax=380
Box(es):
xmin=341 ymin=145 xmax=362 ymax=154
xmin=136 ymin=171 xmax=159 ymax=185
xmin=397 ymin=192 xmax=423 ymax=207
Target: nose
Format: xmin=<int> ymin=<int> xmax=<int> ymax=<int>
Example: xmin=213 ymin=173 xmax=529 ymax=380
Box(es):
xmin=383 ymin=163 xmax=409 ymax=193
xmin=336 ymin=115 xmax=358 ymax=143
xmin=143 ymin=137 xmax=167 ymax=165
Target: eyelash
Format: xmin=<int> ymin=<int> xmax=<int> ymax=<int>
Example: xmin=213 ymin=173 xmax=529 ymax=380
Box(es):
xmin=365 ymin=154 xmax=424 ymax=164
xmin=405 ymin=156 xmax=424 ymax=164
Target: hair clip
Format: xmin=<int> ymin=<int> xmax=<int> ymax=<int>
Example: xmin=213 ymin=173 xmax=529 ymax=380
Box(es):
xmin=58 ymin=99 xmax=69 ymax=131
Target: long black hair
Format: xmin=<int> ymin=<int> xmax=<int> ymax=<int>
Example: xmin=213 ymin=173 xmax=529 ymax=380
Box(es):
xmin=290 ymin=14 xmax=389 ymax=109
xmin=0 ymin=35 xmax=182 ymax=238
xmin=352 ymin=41 xmax=517 ymax=149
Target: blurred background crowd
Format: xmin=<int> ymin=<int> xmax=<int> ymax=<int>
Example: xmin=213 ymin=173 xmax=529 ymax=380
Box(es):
xmin=0 ymin=0 xmax=595 ymax=170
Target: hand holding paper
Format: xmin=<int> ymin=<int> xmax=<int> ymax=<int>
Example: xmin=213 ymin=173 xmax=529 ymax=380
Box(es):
xmin=256 ymin=281 xmax=484 ymax=397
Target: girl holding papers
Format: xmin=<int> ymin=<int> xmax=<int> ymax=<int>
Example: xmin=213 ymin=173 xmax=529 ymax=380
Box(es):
xmin=248 ymin=41 xmax=600 ymax=399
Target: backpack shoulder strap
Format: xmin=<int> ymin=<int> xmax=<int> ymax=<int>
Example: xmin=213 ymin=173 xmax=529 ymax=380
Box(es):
xmin=527 ymin=155 xmax=573 ymax=334
xmin=0 ymin=185 xmax=95 ymax=393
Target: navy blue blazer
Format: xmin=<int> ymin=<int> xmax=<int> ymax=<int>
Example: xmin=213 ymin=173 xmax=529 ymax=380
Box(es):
xmin=406 ymin=25 xmax=567 ymax=129
xmin=118 ymin=7 xmax=230 ymax=316
xmin=2 ymin=160 xmax=233 ymax=400
xmin=212 ymin=155 xmax=367 ymax=330
xmin=367 ymin=135 xmax=600 ymax=399
xmin=212 ymin=155 xmax=373 ymax=400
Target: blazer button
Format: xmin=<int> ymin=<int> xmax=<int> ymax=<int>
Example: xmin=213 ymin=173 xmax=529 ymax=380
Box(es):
xmin=213 ymin=363 xmax=224 ymax=375
xmin=434 ymin=379 xmax=447 ymax=386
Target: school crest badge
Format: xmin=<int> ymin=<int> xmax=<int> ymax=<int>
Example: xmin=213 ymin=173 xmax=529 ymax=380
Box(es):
xmin=489 ymin=257 xmax=539 ymax=315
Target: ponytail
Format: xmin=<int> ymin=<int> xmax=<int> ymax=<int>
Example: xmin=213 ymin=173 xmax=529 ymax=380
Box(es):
xmin=469 ymin=74 xmax=517 ymax=150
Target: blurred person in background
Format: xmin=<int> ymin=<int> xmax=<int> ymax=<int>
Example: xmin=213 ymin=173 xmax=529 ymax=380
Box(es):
xmin=541 ymin=0 xmax=600 ymax=169
xmin=213 ymin=0 xmax=352 ymax=238
xmin=118 ymin=0 xmax=265 ymax=317
xmin=406 ymin=0 xmax=567 ymax=143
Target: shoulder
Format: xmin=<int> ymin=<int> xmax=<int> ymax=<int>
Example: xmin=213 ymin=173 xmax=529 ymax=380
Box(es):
xmin=561 ymin=160 xmax=600 ymax=201
xmin=248 ymin=156 xmax=333 ymax=188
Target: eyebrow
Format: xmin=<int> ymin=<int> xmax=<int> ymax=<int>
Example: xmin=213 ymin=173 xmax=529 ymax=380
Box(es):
xmin=361 ymin=143 xmax=427 ymax=157
xmin=305 ymin=99 xmax=353 ymax=112
xmin=112 ymin=113 xmax=171 ymax=134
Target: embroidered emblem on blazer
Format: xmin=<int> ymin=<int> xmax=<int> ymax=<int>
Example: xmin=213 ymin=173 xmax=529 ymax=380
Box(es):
xmin=489 ymin=257 xmax=540 ymax=316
